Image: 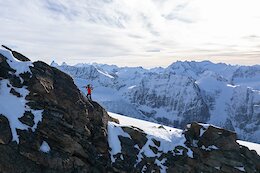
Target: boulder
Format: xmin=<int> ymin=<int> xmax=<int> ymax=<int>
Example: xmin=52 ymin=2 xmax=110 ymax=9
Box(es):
xmin=18 ymin=111 xmax=35 ymax=127
xmin=0 ymin=54 xmax=15 ymax=79
xmin=122 ymin=126 xmax=148 ymax=148
xmin=199 ymin=125 xmax=239 ymax=150
xmin=184 ymin=122 xmax=239 ymax=150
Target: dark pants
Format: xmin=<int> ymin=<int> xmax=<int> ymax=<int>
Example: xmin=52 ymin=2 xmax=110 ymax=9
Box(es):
xmin=87 ymin=94 xmax=92 ymax=100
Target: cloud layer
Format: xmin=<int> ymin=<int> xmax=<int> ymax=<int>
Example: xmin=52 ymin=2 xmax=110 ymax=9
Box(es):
xmin=0 ymin=0 xmax=260 ymax=67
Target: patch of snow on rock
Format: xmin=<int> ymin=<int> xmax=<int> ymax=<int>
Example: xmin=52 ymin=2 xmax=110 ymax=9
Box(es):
xmin=0 ymin=49 xmax=43 ymax=143
xmin=0 ymin=49 xmax=32 ymax=75
xmin=39 ymin=141 xmax=51 ymax=153
xmin=107 ymin=122 xmax=131 ymax=162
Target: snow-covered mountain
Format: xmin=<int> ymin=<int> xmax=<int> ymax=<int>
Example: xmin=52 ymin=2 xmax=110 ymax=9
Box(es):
xmin=52 ymin=61 xmax=260 ymax=143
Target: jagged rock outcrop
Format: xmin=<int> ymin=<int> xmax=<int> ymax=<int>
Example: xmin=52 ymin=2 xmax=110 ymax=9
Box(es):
xmin=0 ymin=115 xmax=12 ymax=144
xmin=2 ymin=45 xmax=31 ymax=62
xmin=110 ymin=122 xmax=260 ymax=173
xmin=180 ymin=123 xmax=260 ymax=173
xmin=0 ymin=49 xmax=111 ymax=172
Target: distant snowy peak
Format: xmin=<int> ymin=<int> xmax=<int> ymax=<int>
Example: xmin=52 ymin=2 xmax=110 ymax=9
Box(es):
xmin=166 ymin=60 xmax=207 ymax=78
xmin=58 ymin=65 xmax=100 ymax=80
xmin=55 ymin=60 xmax=259 ymax=92
xmin=166 ymin=60 xmax=240 ymax=80
xmin=57 ymin=60 xmax=258 ymax=86
xmin=74 ymin=63 xmax=92 ymax=67
xmin=61 ymin=62 xmax=68 ymax=66
xmin=51 ymin=60 xmax=70 ymax=67
xmin=50 ymin=60 xmax=59 ymax=67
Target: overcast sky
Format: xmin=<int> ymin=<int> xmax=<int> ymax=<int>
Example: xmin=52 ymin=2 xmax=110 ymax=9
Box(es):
xmin=0 ymin=0 xmax=260 ymax=67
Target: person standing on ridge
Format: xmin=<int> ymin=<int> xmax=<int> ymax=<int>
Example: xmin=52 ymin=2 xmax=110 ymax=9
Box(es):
xmin=86 ymin=84 xmax=93 ymax=100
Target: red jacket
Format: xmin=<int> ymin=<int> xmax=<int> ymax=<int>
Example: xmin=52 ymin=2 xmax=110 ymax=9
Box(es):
xmin=87 ymin=87 xmax=92 ymax=94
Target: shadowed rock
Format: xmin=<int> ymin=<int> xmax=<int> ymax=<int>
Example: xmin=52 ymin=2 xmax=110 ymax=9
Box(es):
xmin=18 ymin=111 xmax=35 ymax=127
xmin=2 ymin=45 xmax=31 ymax=62
xmin=10 ymin=88 xmax=22 ymax=97
xmin=0 ymin=115 xmax=12 ymax=144
xmin=184 ymin=122 xmax=239 ymax=150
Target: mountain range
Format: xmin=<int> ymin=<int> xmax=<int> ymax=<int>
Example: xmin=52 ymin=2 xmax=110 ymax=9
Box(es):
xmin=52 ymin=60 xmax=260 ymax=143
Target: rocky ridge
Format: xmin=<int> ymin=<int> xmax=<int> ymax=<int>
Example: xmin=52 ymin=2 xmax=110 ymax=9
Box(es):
xmin=0 ymin=47 xmax=111 ymax=172
xmin=109 ymin=117 xmax=260 ymax=173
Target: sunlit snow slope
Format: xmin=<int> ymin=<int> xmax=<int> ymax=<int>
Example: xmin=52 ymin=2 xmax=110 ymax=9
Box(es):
xmin=108 ymin=112 xmax=260 ymax=156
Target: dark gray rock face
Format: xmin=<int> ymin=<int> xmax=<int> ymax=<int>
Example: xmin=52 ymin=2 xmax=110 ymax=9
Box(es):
xmin=0 ymin=51 xmax=111 ymax=173
xmin=0 ymin=115 xmax=12 ymax=144
xmin=18 ymin=111 xmax=35 ymax=127
xmin=181 ymin=123 xmax=260 ymax=173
